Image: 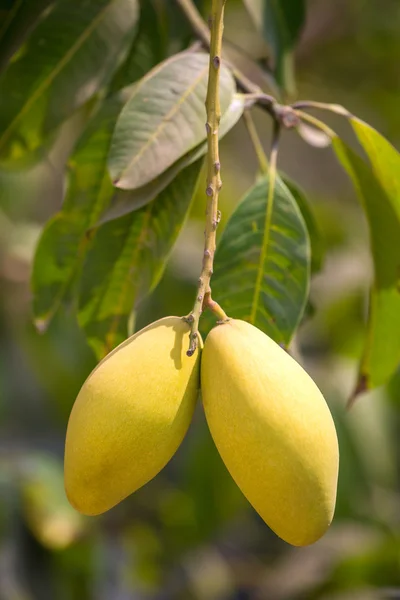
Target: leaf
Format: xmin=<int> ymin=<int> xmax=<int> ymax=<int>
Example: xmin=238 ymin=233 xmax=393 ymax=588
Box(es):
xmin=101 ymin=93 xmax=245 ymax=223
xmin=0 ymin=0 xmax=139 ymax=158
xmin=333 ymin=118 xmax=400 ymax=390
xmin=0 ymin=0 xmax=55 ymax=74
xmin=243 ymin=0 xmax=305 ymax=94
xmin=109 ymin=0 xmax=167 ymax=93
xmin=211 ymin=175 xmax=310 ymax=345
xmin=31 ymin=88 xmax=132 ymax=328
xmin=283 ymin=177 xmax=324 ymax=274
xmin=297 ymin=121 xmax=332 ymax=148
xmin=108 ymin=51 xmax=235 ymax=190
xmin=77 ymin=159 xmax=203 ymax=359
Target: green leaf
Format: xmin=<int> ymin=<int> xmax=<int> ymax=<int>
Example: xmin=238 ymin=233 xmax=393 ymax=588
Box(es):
xmin=0 ymin=0 xmax=55 ymax=74
xmin=333 ymin=118 xmax=400 ymax=389
xmin=77 ymin=159 xmax=203 ymax=359
xmin=108 ymin=51 xmax=235 ymax=190
xmin=0 ymin=0 xmax=139 ymax=158
xmin=31 ymin=88 xmax=132 ymax=328
xmin=211 ymin=175 xmax=310 ymax=345
xmin=101 ymin=93 xmax=245 ymax=223
xmin=109 ymin=0 xmax=167 ymax=93
xmin=284 ymin=177 xmax=324 ymax=274
xmin=243 ymin=0 xmax=305 ymax=94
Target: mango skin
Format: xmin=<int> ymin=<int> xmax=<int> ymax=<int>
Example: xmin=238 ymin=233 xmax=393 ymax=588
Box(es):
xmin=201 ymin=319 xmax=339 ymax=546
xmin=64 ymin=317 xmax=200 ymax=516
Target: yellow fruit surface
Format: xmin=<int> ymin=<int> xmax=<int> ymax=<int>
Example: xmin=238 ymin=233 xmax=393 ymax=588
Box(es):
xmin=201 ymin=319 xmax=339 ymax=546
xmin=64 ymin=317 xmax=200 ymax=516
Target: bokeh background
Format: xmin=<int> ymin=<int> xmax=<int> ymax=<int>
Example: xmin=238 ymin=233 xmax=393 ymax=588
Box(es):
xmin=1 ymin=0 xmax=400 ymax=598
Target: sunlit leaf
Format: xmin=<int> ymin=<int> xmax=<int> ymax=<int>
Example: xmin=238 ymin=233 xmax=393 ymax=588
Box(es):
xmin=243 ymin=0 xmax=305 ymax=94
xmin=333 ymin=118 xmax=400 ymax=390
xmin=101 ymin=94 xmax=245 ymax=223
xmin=108 ymin=51 xmax=235 ymax=190
xmin=211 ymin=175 xmax=310 ymax=346
xmin=0 ymin=0 xmax=139 ymax=159
xmin=78 ymin=159 xmax=203 ymax=359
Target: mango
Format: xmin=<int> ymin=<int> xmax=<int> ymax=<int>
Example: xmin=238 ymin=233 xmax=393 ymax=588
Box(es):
xmin=64 ymin=317 xmax=200 ymax=516
xmin=201 ymin=319 xmax=339 ymax=546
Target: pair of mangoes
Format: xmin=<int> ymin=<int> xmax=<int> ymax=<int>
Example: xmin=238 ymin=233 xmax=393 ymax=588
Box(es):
xmin=64 ymin=317 xmax=339 ymax=546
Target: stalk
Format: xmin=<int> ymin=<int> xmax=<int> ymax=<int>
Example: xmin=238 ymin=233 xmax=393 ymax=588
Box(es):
xmin=186 ymin=0 xmax=228 ymax=357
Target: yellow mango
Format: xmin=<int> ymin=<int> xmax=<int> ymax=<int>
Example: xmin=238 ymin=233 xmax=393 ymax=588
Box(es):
xmin=201 ymin=319 xmax=339 ymax=546
xmin=64 ymin=317 xmax=200 ymax=516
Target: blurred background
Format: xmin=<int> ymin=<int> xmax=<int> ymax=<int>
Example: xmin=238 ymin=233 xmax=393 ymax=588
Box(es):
xmin=0 ymin=0 xmax=400 ymax=598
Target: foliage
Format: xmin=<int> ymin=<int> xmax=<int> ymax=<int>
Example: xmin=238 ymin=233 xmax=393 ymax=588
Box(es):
xmin=1 ymin=0 xmax=400 ymax=598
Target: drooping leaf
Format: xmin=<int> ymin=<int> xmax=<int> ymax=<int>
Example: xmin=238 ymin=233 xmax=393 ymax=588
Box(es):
xmin=0 ymin=0 xmax=139 ymax=159
xmin=211 ymin=175 xmax=310 ymax=346
xmin=0 ymin=0 xmax=55 ymax=74
xmin=243 ymin=0 xmax=306 ymax=95
xmin=31 ymin=88 xmax=133 ymax=329
xmin=108 ymin=51 xmax=235 ymax=190
xmin=333 ymin=119 xmax=400 ymax=390
xmin=101 ymin=94 xmax=245 ymax=223
xmin=109 ymin=0 xmax=167 ymax=93
xmin=78 ymin=159 xmax=203 ymax=359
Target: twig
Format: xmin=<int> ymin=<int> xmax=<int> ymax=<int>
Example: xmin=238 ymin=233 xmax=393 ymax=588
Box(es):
xmin=176 ymin=0 xmax=276 ymax=104
xmin=186 ymin=0 xmax=228 ymax=357
xmin=293 ymin=109 xmax=336 ymax=138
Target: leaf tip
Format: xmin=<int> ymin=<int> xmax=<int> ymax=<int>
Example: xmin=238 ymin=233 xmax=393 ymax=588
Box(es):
xmin=347 ymin=373 xmax=369 ymax=410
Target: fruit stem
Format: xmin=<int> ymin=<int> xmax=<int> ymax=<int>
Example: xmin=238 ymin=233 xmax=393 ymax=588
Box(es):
xmin=186 ymin=0 xmax=228 ymax=357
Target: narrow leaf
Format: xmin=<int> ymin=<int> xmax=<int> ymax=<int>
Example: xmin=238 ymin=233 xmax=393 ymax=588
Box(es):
xmin=109 ymin=0 xmax=166 ymax=93
xmin=108 ymin=52 xmax=235 ymax=190
xmin=211 ymin=175 xmax=310 ymax=345
xmin=78 ymin=159 xmax=203 ymax=359
xmin=0 ymin=0 xmax=55 ymax=74
xmin=0 ymin=0 xmax=139 ymax=158
xmin=333 ymin=119 xmax=400 ymax=389
xmin=101 ymin=94 xmax=245 ymax=223
xmin=31 ymin=89 xmax=132 ymax=328
xmin=243 ymin=0 xmax=305 ymax=94
xmin=284 ymin=177 xmax=324 ymax=274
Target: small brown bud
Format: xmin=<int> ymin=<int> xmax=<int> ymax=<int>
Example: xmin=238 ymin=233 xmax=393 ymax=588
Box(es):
xmin=213 ymin=56 xmax=220 ymax=69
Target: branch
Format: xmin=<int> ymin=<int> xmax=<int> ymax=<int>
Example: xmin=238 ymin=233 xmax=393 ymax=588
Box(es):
xmin=176 ymin=0 xmax=275 ymax=103
xmin=186 ymin=0 xmax=228 ymax=356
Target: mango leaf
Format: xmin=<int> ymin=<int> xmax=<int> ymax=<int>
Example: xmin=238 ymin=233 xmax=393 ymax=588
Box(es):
xmin=333 ymin=118 xmax=400 ymax=390
xmin=31 ymin=88 xmax=133 ymax=329
xmin=284 ymin=177 xmax=324 ymax=274
xmin=101 ymin=94 xmax=245 ymax=223
xmin=31 ymin=90 xmax=243 ymax=329
xmin=0 ymin=0 xmax=139 ymax=159
xmin=78 ymin=159 xmax=203 ymax=359
xmin=109 ymin=0 xmax=167 ymax=93
xmin=243 ymin=0 xmax=305 ymax=94
xmin=108 ymin=51 xmax=235 ymax=190
xmin=211 ymin=175 xmax=310 ymax=346
xmin=0 ymin=0 xmax=55 ymax=74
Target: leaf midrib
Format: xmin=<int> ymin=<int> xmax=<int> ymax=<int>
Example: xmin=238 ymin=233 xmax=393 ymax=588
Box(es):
xmin=0 ymin=0 xmax=120 ymax=151
xmin=115 ymin=63 xmax=209 ymax=184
